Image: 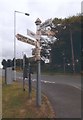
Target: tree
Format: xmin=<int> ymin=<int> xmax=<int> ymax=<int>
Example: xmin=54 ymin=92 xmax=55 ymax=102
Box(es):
xmin=7 ymin=59 xmax=12 ymax=67
xmin=2 ymin=59 xmax=7 ymax=69
xmin=50 ymin=15 xmax=81 ymax=72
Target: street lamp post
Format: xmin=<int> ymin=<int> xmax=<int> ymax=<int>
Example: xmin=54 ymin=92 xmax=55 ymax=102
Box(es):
xmin=14 ymin=11 xmax=29 ymax=81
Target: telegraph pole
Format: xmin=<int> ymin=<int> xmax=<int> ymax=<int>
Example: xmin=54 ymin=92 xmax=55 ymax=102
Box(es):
xmin=35 ymin=18 xmax=41 ymax=107
xmin=70 ymin=29 xmax=75 ymax=73
xmin=23 ymin=54 xmax=26 ymax=91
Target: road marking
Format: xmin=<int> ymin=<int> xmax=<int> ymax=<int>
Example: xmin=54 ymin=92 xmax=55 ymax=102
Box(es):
xmin=32 ymin=79 xmax=55 ymax=84
xmin=70 ymin=85 xmax=81 ymax=90
xmin=17 ymin=77 xmax=81 ymax=90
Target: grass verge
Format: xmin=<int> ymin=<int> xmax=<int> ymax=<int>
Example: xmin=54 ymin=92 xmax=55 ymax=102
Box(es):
xmin=2 ymin=79 xmax=55 ymax=118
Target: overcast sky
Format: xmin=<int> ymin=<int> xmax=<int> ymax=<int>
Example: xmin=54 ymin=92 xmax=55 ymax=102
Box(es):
xmin=0 ymin=0 xmax=82 ymax=67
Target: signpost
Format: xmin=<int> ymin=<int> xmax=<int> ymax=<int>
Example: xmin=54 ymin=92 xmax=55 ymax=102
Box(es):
xmin=16 ymin=17 xmax=53 ymax=107
xmin=35 ymin=18 xmax=41 ymax=107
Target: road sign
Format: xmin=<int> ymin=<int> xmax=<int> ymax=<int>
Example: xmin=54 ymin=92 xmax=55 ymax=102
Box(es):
xmin=27 ymin=29 xmax=36 ymax=39
xmin=16 ymin=33 xmax=36 ymax=46
xmin=40 ymin=18 xmax=52 ymax=29
xmin=41 ymin=29 xmax=55 ymax=36
xmin=27 ymin=29 xmax=40 ymax=40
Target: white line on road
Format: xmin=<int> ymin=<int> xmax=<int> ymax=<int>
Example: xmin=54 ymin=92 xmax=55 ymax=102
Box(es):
xmin=70 ymin=85 xmax=81 ymax=90
xmin=17 ymin=77 xmax=81 ymax=90
xmin=32 ymin=79 xmax=81 ymax=90
xmin=32 ymin=79 xmax=56 ymax=84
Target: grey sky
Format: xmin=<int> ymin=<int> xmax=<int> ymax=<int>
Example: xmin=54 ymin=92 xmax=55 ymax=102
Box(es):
xmin=0 ymin=0 xmax=81 ymax=67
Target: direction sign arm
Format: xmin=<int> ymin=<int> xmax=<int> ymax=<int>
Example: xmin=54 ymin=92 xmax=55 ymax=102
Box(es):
xmin=16 ymin=34 xmax=36 ymax=46
xmin=40 ymin=18 xmax=52 ymax=29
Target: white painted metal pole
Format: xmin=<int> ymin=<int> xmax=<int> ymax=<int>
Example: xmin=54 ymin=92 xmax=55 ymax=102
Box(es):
xmin=14 ymin=11 xmax=16 ymax=81
xmin=35 ymin=18 xmax=41 ymax=107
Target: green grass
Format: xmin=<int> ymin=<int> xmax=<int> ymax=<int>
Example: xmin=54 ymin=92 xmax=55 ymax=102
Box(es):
xmin=2 ymin=79 xmax=55 ymax=118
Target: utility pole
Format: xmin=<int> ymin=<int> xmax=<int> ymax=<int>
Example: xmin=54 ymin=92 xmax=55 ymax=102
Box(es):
xmin=62 ymin=53 xmax=65 ymax=73
xmin=63 ymin=57 xmax=65 ymax=73
xmin=70 ymin=29 xmax=75 ymax=73
xmin=35 ymin=18 xmax=41 ymax=107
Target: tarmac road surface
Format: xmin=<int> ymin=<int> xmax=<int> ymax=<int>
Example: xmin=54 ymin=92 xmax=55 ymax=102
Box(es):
xmin=32 ymin=74 xmax=81 ymax=118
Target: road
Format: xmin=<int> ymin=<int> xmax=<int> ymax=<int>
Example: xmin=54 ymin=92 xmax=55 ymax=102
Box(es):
xmin=32 ymin=74 xmax=81 ymax=118
xmin=1 ymin=69 xmax=81 ymax=118
xmin=16 ymin=72 xmax=81 ymax=118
